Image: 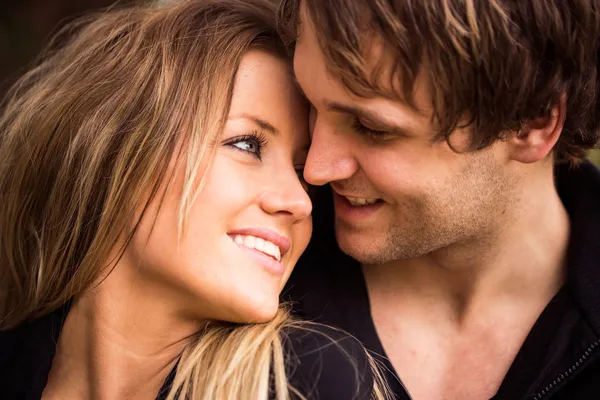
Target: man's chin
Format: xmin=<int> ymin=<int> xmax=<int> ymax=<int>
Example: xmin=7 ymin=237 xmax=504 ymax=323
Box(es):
xmin=335 ymin=225 xmax=428 ymax=264
xmin=335 ymin=231 xmax=390 ymax=265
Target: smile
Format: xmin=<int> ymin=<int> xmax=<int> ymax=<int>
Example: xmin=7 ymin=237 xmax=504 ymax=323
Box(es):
xmin=343 ymin=196 xmax=381 ymax=206
xmin=230 ymin=234 xmax=282 ymax=262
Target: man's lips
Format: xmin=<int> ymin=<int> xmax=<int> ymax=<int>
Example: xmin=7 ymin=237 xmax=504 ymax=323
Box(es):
xmin=332 ymin=191 xmax=385 ymax=222
xmin=331 ymin=187 xmax=383 ymax=206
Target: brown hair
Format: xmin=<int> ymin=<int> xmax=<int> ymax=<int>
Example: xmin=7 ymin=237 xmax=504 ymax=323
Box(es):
xmin=278 ymin=0 xmax=600 ymax=162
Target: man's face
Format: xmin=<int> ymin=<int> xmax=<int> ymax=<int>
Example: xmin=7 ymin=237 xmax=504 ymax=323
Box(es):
xmin=294 ymin=5 xmax=516 ymax=264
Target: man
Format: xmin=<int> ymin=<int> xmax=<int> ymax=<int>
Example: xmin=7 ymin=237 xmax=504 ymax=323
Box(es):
xmin=279 ymin=0 xmax=600 ymax=399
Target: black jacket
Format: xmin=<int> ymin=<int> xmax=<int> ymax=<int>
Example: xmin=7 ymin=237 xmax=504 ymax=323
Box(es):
xmin=285 ymin=161 xmax=600 ymax=399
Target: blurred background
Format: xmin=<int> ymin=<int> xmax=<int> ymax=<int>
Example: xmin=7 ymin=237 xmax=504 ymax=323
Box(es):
xmin=0 ymin=0 xmax=136 ymax=95
xmin=1 ymin=0 xmax=599 ymax=165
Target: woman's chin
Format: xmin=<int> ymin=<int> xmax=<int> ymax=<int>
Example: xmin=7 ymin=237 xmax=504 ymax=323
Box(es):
xmin=225 ymin=295 xmax=280 ymax=325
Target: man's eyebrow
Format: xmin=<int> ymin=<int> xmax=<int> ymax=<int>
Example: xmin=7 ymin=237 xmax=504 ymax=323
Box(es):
xmin=229 ymin=114 xmax=280 ymax=136
xmin=326 ymin=101 xmax=406 ymax=132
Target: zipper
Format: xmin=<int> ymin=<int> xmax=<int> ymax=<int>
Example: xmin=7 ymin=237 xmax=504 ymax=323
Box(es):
xmin=533 ymin=339 xmax=600 ymax=399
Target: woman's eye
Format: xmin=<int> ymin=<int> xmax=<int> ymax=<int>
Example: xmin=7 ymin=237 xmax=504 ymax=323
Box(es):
xmin=232 ymin=139 xmax=260 ymax=154
xmin=226 ymin=133 xmax=267 ymax=159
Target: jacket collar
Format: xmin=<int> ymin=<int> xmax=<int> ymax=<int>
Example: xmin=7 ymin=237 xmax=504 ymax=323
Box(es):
xmin=556 ymin=161 xmax=600 ymax=334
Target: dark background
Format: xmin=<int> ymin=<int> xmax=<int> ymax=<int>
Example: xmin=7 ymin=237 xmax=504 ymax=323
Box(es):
xmin=0 ymin=0 xmax=138 ymax=95
xmin=1 ymin=0 xmax=599 ymax=164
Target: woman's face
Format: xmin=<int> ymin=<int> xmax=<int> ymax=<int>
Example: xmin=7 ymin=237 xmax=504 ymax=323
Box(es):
xmin=124 ymin=50 xmax=312 ymax=323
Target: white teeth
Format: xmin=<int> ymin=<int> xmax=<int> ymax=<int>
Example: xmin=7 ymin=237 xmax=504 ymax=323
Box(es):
xmin=254 ymin=237 xmax=266 ymax=252
xmin=243 ymin=235 xmax=256 ymax=248
xmin=274 ymin=246 xmax=281 ymax=262
xmin=231 ymin=234 xmax=282 ymax=262
xmin=345 ymin=196 xmax=380 ymax=206
xmin=264 ymin=241 xmax=282 ymax=262
xmin=265 ymin=241 xmax=276 ymax=256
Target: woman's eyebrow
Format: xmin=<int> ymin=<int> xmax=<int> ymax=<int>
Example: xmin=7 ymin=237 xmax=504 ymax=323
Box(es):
xmin=229 ymin=114 xmax=280 ymax=136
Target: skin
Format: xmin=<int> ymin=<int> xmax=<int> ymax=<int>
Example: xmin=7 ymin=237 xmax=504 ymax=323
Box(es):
xmin=42 ymin=50 xmax=312 ymax=400
xmin=294 ymin=4 xmax=570 ymax=399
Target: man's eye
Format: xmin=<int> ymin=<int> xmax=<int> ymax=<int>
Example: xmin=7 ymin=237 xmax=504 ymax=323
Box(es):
xmin=350 ymin=118 xmax=389 ymax=139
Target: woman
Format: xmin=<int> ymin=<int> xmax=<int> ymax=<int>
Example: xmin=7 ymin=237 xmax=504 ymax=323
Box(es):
xmin=0 ymin=0 xmax=388 ymax=399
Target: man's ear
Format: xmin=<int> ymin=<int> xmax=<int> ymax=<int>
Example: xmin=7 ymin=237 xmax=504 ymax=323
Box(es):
xmin=507 ymin=93 xmax=566 ymax=164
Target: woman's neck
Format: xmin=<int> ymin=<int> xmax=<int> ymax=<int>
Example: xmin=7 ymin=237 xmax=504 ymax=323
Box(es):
xmin=42 ymin=264 xmax=203 ymax=400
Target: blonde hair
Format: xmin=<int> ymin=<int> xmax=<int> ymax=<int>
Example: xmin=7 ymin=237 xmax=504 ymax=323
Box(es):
xmin=0 ymin=0 xmax=389 ymax=398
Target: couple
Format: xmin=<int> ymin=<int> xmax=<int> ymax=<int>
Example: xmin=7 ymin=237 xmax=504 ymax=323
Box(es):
xmin=1 ymin=0 xmax=600 ymax=399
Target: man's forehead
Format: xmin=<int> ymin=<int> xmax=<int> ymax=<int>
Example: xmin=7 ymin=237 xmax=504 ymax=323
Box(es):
xmin=292 ymin=8 xmax=345 ymax=102
xmin=294 ymin=1 xmax=410 ymax=104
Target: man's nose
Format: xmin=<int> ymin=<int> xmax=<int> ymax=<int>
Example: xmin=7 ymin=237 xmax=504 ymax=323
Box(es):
xmin=304 ymin=120 xmax=359 ymax=186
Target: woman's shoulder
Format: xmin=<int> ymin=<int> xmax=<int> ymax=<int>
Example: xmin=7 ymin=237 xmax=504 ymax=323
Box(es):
xmin=283 ymin=323 xmax=375 ymax=400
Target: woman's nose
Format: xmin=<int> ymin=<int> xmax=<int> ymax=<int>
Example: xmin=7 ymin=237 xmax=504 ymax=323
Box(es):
xmin=259 ymin=168 xmax=313 ymax=222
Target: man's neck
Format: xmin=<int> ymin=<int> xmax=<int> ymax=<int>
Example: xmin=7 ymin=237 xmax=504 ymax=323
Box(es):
xmin=361 ymin=174 xmax=571 ymax=399
xmin=363 ymin=176 xmax=570 ymax=325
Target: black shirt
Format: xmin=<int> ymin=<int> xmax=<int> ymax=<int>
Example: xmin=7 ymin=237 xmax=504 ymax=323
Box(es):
xmin=284 ymin=161 xmax=600 ymax=400
xmin=0 ymin=303 xmax=375 ymax=400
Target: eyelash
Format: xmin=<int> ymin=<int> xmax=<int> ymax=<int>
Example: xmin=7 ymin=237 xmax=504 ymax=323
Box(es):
xmin=224 ymin=131 xmax=269 ymax=160
xmin=224 ymin=132 xmax=312 ymax=194
xmin=351 ymin=118 xmax=389 ymax=139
